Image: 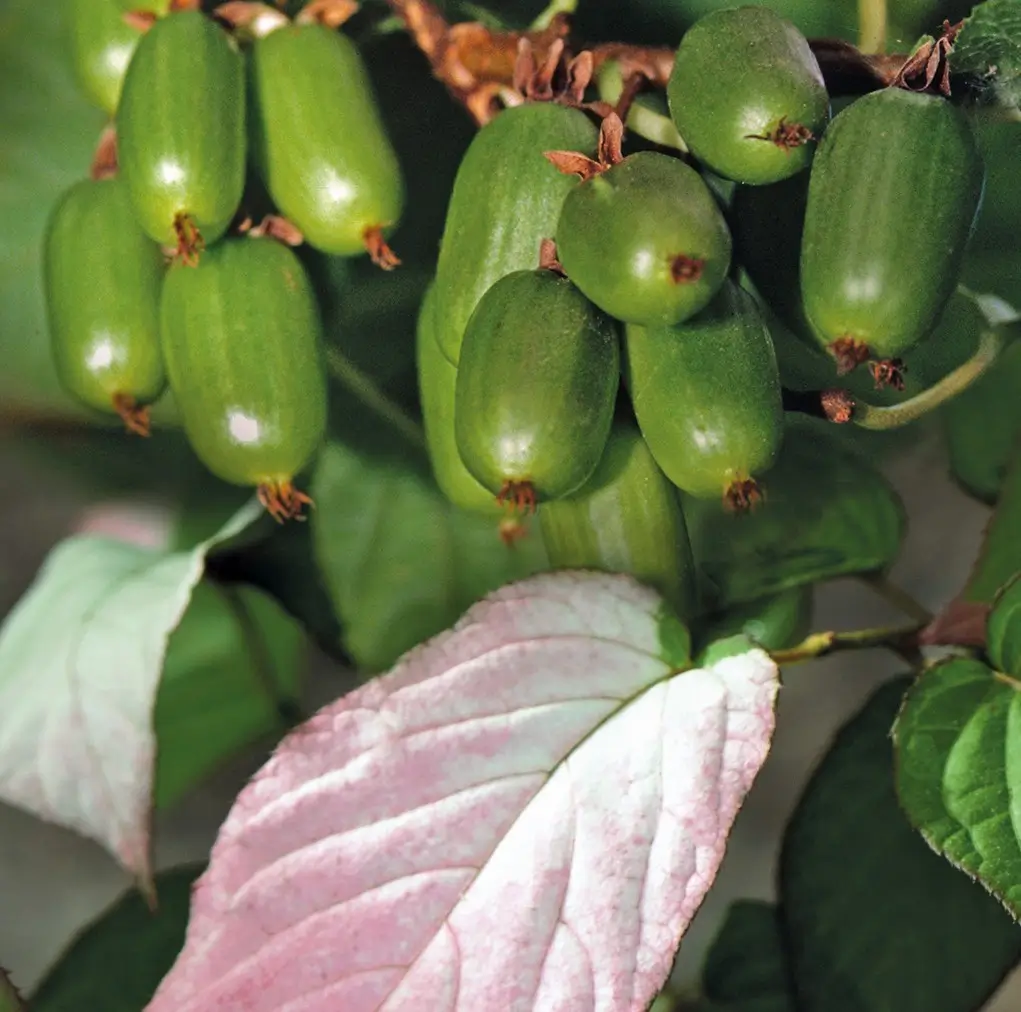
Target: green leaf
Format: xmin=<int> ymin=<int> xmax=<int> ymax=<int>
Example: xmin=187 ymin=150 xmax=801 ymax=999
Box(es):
xmin=0 ymin=500 xmax=262 ymax=880
xmin=682 ymin=415 xmax=906 ymax=609
xmin=30 ymin=864 xmax=202 ymax=1012
xmin=943 ymin=336 xmax=1021 ymax=505
xmin=895 ymin=656 xmax=1021 ymax=918
xmin=964 ymin=439 xmax=1021 ymax=605
xmin=0 ymin=0 xmax=105 ymax=415
xmin=954 ymin=0 xmax=1021 ymax=107
xmin=0 ymin=970 xmax=25 ymax=1012
xmin=989 ymin=574 xmax=1021 ymax=676
xmin=701 ymin=900 xmax=795 ymax=1011
xmin=205 ymin=516 xmax=346 ymax=663
xmin=311 ymin=439 xmax=548 ymax=672
xmin=781 ymin=677 xmax=1021 ymax=1012
xmin=153 ymin=581 xmax=304 ymax=811
xmin=696 ymin=586 xmax=814 ymax=656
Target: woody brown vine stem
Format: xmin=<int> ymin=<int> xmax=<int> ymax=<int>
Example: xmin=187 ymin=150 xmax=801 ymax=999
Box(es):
xmin=382 ymin=0 xmax=906 ymax=125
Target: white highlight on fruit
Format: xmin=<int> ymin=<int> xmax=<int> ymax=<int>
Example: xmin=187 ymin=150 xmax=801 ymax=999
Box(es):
xmin=842 ymin=272 xmax=883 ymax=305
xmin=227 ymin=410 xmax=261 ymax=445
xmin=155 ymin=158 xmax=186 ymax=187
xmin=323 ymin=173 xmax=355 ymax=209
xmin=86 ymin=336 xmax=117 ymax=372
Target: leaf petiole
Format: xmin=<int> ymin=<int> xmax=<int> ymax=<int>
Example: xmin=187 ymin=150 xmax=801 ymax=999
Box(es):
xmin=770 ymin=620 xmax=925 ymax=665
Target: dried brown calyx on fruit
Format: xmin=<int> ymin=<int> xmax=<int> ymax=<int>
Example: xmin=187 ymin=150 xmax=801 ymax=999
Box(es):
xmin=544 ymin=111 xmax=624 ymax=181
xmin=891 ymin=19 xmax=962 ymax=96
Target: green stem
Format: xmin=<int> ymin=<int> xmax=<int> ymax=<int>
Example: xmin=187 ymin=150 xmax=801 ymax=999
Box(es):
xmin=596 ymin=60 xmax=688 ymax=153
xmin=853 ymin=328 xmax=1005 ymax=431
xmin=529 ymin=0 xmax=577 ymax=31
xmin=771 ymin=620 xmax=925 ymax=665
xmin=860 ymin=574 xmax=934 ymax=624
xmin=324 ymin=345 xmax=426 ymax=449
xmin=858 ymin=0 xmax=887 ymax=55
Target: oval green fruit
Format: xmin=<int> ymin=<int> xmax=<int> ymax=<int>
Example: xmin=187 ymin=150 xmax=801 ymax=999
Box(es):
xmin=668 ymin=6 xmax=830 ymax=185
xmin=556 ymin=150 xmax=732 ymax=328
xmin=539 ymin=421 xmax=698 ymax=618
xmin=248 ymin=23 xmax=405 ymax=263
xmin=117 ymin=10 xmax=245 ymax=254
xmin=433 ymin=101 xmax=598 ymax=364
xmin=160 ymin=237 xmax=327 ymax=520
xmin=455 ymin=269 xmax=619 ymax=505
xmin=417 ymin=282 xmax=501 ymax=515
xmin=801 ymin=87 xmax=985 ymax=372
xmin=69 ymin=0 xmax=171 ymax=116
xmin=43 ymin=178 xmax=166 ymax=432
xmin=625 ymin=279 xmax=783 ymax=506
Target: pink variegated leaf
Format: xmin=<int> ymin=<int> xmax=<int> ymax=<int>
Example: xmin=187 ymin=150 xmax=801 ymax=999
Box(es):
xmin=147 ymin=572 xmax=779 ymax=1012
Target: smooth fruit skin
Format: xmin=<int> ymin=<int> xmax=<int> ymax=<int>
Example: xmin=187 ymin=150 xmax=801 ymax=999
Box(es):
xmin=417 ymin=282 xmax=501 ymax=514
xmin=117 ymin=10 xmax=245 ymax=248
xmin=69 ymin=0 xmax=171 ymax=116
xmin=248 ymin=24 xmax=404 ymax=257
xmin=540 ymin=421 xmax=698 ymax=619
xmin=801 ymin=87 xmax=985 ymax=362
xmin=624 ymin=280 xmax=783 ymax=501
xmin=44 ymin=178 xmax=166 ymax=415
xmin=668 ymin=6 xmax=830 ymax=185
xmin=433 ymin=102 xmax=598 ymax=364
xmin=455 ymin=269 xmax=620 ymax=501
xmin=159 ymin=237 xmax=327 ymax=488
xmin=556 ymin=151 xmax=732 ymax=328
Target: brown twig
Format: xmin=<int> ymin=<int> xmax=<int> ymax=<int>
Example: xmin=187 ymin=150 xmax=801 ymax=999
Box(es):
xmin=382 ymin=0 xmax=906 ymax=125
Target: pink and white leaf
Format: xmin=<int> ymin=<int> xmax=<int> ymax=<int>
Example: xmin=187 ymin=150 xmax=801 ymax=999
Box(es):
xmin=0 ymin=500 xmax=261 ymax=884
xmin=147 ymin=571 xmax=779 ymax=1012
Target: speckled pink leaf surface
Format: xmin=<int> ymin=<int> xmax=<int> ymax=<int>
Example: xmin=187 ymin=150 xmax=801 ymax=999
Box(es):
xmin=147 ymin=572 xmax=779 ymax=1012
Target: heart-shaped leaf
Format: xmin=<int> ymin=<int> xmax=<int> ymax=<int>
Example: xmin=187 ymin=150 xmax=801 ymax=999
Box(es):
xmin=0 ymin=501 xmax=261 ymax=885
xmin=895 ymin=657 xmax=1021 ymax=919
xmin=783 ymin=676 xmax=1021 ymax=1012
xmin=145 ymin=572 xmax=779 ymax=1012
xmin=700 ymin=901 xmax=794 ymax=1011
xmin=311 ymin=438 xmax=548 ymax=672
xmin=31 ymin=864 xmax=203 ymax=1012
xmin=0 ymin=970 xmax=25 ymax=1012
xmin=682 ymin=415 xmax=905 ymax=609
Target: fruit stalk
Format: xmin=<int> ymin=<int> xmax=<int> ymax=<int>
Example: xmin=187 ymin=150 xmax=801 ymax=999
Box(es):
xmin=846 ymin=329 xmax=1008 ymax=431
xmin=857 ymin=0 xmax=887 ymax=56
xmin=324 ymin=345 xmax=426 ymax=449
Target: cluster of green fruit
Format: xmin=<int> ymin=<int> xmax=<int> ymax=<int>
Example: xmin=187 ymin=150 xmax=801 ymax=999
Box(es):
xmin=420 ymin=3 xmax=980 ymax=535
xmin=47 ymin=1 xmax=986 ymax=538
xmin=420 ymin=5 xmax=985 ymax=602
xmin=47 ymin=0 xmax=404 ymax=519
